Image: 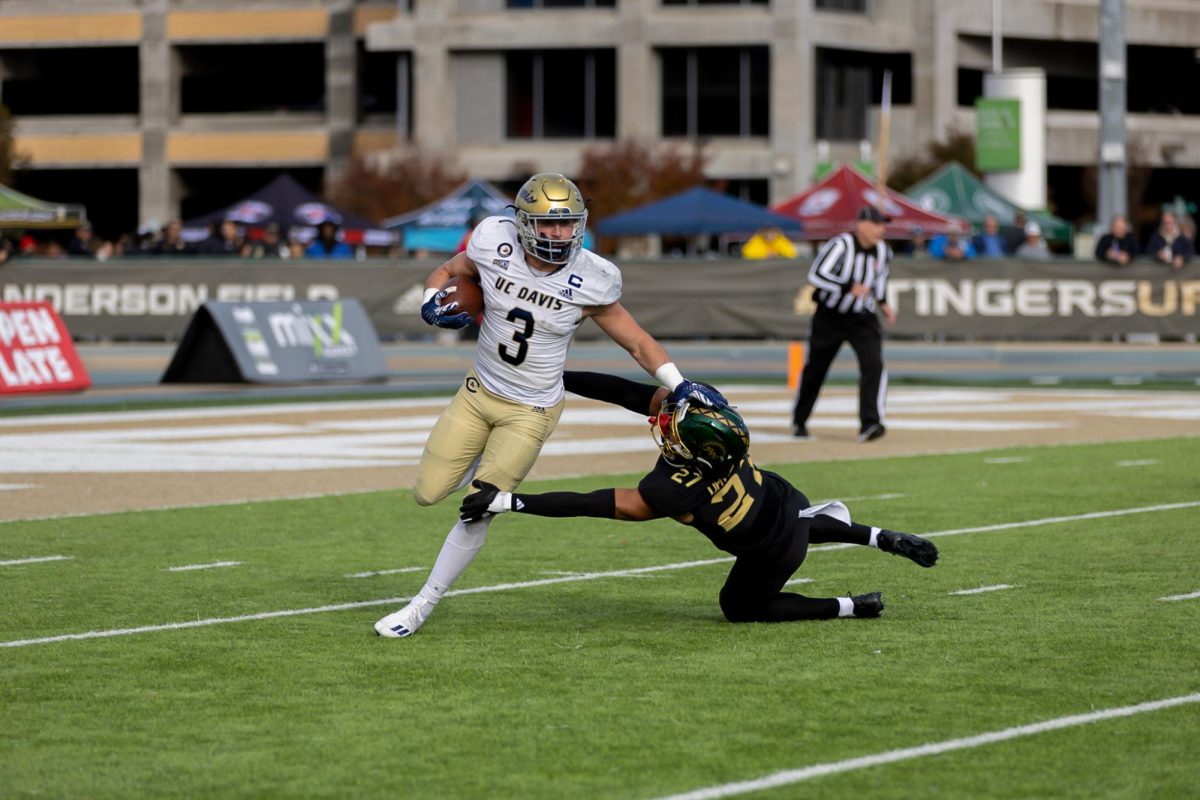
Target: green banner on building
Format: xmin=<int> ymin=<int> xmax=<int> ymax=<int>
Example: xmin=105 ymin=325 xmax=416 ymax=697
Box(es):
xmin=975 ymin=98 xmax=1021 ymax=172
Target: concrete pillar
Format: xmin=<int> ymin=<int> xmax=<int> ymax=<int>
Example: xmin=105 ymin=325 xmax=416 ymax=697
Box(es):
xmin=139 ymin=0 xmax=173 ymax=228
xmin=326 ymin=0 xmax=357 ymax=183
xmin=912 ymin=0 xmax=957 ymax=146
xmin=771 ymin=0 xmax=813 ymax=201
xmin=411 ymin=2 xmax=452 ymax=152
xmin=617 ymin=0 xmax=654 ymax=139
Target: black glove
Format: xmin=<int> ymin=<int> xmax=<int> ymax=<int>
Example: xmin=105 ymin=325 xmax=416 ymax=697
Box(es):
xmin=460 ymin=480 xmax=513 ymax=522
xmin=670 ymin=380 xmax=727 ymax=409
xmin=421 ymin=291 xmax=474 ymax=329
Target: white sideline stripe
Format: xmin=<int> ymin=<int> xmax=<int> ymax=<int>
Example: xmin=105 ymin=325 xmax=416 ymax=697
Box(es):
xmin=6 ymin=500 xmax=1200 ymax=649
xmin=1117 ymin=459 xmax=1159 ymax=467
xmin=984 ymin=457 xmax=1028 ymax=464
xmin=650 ymin=693 xmax=1200 ymax=800
xmin=344 ymin=567 xmax=423 ymax=579
xmin=949 ymin=584 xmax=1016 ymax=596
xmin=165 ymin=561 xmax=241 ymax=572
xmin=783 ymin=578 xmax=814 ymax=587
xmin=0 ymin=555 xmax=72 ymax=567
xmin=1159 ymin=590 xmax=1200 ymax=602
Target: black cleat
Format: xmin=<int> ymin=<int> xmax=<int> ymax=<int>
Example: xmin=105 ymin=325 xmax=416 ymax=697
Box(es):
xmin=858 ymin=423 xmax=886 ymax=442
xmin=791 ymin=423 xmax=811 ymax=439
xmin=878 ymin=529 xmax=939 ymax=568
xmin=850 ymin=591 xmax=884 ymax=618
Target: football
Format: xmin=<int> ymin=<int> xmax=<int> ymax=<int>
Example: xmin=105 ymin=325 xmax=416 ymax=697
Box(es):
xmin=440 ymin=276 xmax=485 ymax=322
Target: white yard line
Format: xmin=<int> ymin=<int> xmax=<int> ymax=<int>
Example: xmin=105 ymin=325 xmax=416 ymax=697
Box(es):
xmin=984 ymin=457 xmax=1028 ymax=464
xmin=649 ymin=693 xmax=1200 ymax=800
xmin=5 ymin=500 xmax=1200 ymax=649
xmin=1117 ymin=459 xmax=1159 ymax=467
xmin=0 ymin=555 xmax=72 ymax=567
xmin=1158 ymin=590 xmax=1200 ymax=602
xmin=0 ymin=557 xmax=732 ymax=648
xmin=0 ymin=483 xmax=33 ymax=492
xmin=783 ymin=578 xmax=815 ymax=587
xmin=165 ymin=561 xmax=241 ymax=572
xmin=950 ymin=584 xmax=1017 ymax=596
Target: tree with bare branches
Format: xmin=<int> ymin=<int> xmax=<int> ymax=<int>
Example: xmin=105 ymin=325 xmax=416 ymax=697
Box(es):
xmin=324 ymin=149 xmax=467 ymax=223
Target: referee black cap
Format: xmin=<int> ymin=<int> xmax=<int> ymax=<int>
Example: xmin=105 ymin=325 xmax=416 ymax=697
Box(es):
xmin=856 ymin=205 xmax=891 ymax=223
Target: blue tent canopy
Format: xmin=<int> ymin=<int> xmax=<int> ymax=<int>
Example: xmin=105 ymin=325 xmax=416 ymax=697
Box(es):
xmin=596 ymin=187 xmax=803 ymax=237
xmin=383 ymin=179 xmax=514 ymax=253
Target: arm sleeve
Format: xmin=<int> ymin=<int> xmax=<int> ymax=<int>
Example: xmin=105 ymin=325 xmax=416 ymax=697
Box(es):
xmin=808 ymin=235 xmax=849 ymax=293
xmin=563 ymin=371 xmax=659 ymax=416
xmin=512 ymin=489 xmax=616 ymax=519
xmin=875 ymin=245 xmax=890 ymax=302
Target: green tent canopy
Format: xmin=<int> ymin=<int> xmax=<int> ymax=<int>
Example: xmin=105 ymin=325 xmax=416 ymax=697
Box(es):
xmin=905 ymin=162 xmax=1072 ymax=244
xmin=0 ymin=183 xmax=87 ymax=229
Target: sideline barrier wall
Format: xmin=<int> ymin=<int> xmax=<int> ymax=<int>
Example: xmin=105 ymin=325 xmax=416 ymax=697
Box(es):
xmin=0 ymin=259 xmax=1196 ymax=341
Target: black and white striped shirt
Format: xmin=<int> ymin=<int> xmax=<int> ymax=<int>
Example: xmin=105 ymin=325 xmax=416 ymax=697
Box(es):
xmin=808 ymin=232 xmax=891 ymax=314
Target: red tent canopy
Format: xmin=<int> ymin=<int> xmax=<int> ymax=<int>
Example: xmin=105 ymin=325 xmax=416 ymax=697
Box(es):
xmin=773 ymin=165 xmax=969 ymax=240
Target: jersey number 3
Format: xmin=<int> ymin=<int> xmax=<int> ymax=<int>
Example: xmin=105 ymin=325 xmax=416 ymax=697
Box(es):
xmin=499 ymin=308 xmax=535 ymax=366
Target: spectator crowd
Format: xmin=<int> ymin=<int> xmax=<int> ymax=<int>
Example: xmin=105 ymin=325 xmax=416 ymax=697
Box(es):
xmin=1 ymin=208 xmax=1196 ymax=269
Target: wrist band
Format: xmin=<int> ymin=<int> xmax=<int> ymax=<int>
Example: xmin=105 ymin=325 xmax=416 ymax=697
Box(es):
xmin=654 ymin=362 xmax=685 ymax=390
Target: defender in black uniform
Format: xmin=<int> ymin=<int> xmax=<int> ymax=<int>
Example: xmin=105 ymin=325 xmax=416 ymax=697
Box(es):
xmin=459 ymin=372 xmax=938 ymax=623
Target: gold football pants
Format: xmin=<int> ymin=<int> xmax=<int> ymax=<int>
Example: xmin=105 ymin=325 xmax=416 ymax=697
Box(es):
xmin=414 ymin=372 xmax=565 ymax=506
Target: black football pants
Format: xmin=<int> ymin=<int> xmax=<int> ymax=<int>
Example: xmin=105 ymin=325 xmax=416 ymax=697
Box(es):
xmin=718 ymin=491 xmax=874 ymax=623
xmin=792 ymin=305 xmax=886 ymax=433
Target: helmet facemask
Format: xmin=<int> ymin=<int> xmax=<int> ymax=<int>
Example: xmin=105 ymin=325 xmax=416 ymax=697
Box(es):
xmin=650 ymin=399 xmax=750 ymax=474
xmin=514 ymin=173 xmax=588 ymax=266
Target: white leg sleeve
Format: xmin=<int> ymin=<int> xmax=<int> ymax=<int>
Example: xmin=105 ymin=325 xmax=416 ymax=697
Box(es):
xmin=422 ymin=517 xmax=492 ymax=599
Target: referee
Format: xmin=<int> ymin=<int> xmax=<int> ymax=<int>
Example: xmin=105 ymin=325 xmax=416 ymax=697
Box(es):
xmin=792 ymin=205 xmax=896 ymax=442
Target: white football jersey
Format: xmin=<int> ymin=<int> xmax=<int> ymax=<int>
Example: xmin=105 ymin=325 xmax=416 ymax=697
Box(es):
xmin=466 ymin=216 xmax=622 ymax=406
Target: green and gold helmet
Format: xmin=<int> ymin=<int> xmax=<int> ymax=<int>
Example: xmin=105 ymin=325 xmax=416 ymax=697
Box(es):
xmin=651 ymin=398 xmax=750 ymax=474
xmin=513 ymin=173 xmax=588 ymax=266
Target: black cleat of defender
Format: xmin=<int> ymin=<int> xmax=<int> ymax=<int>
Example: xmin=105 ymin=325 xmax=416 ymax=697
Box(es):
xmin=850 ymin=592 xmax=884 ymax=618
xmin=878 ymin=530 xmax=939 ymax=568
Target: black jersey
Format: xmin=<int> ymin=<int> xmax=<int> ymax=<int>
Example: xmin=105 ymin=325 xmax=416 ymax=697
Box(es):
xmin=637 ymin=455 xmax=802 ymax=556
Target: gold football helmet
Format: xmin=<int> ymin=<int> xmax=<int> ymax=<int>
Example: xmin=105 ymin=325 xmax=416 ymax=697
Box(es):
xmin=514 ymin=173 xmax=588 ymax=266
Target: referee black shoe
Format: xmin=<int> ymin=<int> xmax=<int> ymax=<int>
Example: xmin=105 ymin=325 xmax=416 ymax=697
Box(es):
xmin=791 ymin=423 xmax=811 ymax=439
xmin=858 ymin=423 xmax=886 ymax=442
xmin=878 ymin=530 xmax=939 ymax=568
xmin=850 ymin=592 xmax=884 ymax=618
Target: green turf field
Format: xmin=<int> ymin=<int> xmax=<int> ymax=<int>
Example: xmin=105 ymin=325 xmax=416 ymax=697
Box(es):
xmin=2 ymin=437 xmax=1198 ymax=799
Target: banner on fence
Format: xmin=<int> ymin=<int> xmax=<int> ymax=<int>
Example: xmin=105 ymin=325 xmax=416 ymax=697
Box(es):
xmin=1 ymin=260 xmax=1197 ymax=342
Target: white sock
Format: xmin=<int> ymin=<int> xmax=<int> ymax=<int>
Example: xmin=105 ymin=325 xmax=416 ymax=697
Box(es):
xmin=420 ymin=518 xmax=492 ymax=601
xmin=868 ymin=526 xmax=881 ymax=548
xmin=837 ymin=596 xmax=855 ymax=618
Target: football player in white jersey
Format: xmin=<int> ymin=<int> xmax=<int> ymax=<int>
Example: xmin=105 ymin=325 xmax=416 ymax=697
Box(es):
xmin=375 ymin=173 xmax=723 ymax=638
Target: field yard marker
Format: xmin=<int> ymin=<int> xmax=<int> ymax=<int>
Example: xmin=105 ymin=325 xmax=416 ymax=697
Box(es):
xmin=344 ymin=567 xmax=423 ymax=579
xmin=1117 ymin=459 xmax=1158 ymax=467
xmin=650 ymin=693 xmax=1200 ymax=800
xmin=0 ymin=555 xmax=71 ymax=567
xmin=835 ymin=493 xmax=906 ymax=502
xmin=949 ymin=584 xmax=1016 ymax=596
xmin=5 ymin=500 xmax=1200 ymax=649
xmin=1158 ymin=590 xmax=1200 ymax=602
xmin=165 ymin=561 xmax=242 ymax=572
